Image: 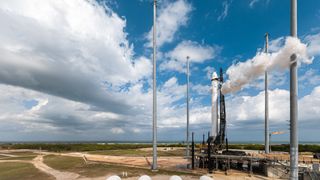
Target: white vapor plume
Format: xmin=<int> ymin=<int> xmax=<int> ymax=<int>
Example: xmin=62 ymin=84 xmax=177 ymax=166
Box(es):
xmin=222 ymin=37 xmax=312 ymax=94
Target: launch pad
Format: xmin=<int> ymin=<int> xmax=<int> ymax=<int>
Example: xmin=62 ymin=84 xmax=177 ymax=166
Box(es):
xmin=193 ymin=68 xmax=258 ymax=175
xmin=186 ymin=68 xmax=320 ymax=179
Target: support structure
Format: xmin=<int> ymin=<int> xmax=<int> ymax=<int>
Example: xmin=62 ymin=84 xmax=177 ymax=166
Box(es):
xmin=290 ymin=0 xmax=298 ymax=179
xmin=192 ymin=132 xmax=195 ymax=170
xmin=186 ymin=56 xmax=190 ymax=159
xmin=207 ymin=135 xmax=213 ymax=173
xmin=202 ymin=134 xmax=205 ymax=145
xmin=152 ymin=0 xmax=157 ymax=171
xmin=265 ymin=33 xmax=269 ymax=154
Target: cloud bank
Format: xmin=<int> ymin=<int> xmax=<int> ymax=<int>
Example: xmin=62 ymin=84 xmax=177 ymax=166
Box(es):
xmin=0 ymin=0 xmax=153 ymax=114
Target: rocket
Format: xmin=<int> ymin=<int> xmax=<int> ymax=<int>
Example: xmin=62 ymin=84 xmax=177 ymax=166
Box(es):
xmin=211 ymin=72 xmax=219 ymax=140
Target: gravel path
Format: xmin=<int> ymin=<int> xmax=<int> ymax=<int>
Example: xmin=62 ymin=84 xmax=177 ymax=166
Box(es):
xmin=32 ymin=155 xmax=81 ymax=180
xmin=0 ymin=154 xmax=110 ymax=180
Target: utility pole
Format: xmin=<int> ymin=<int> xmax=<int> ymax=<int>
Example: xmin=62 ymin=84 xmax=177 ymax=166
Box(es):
xmin=152 ymin=0 xmax=157 ymax=171
xmin=265 ymin=33 xmax=269 ymax=154
xmin=290 ymin=0 xmax=298 ymax=179
xmin=186 ymin=56 xmax=190 ymax=160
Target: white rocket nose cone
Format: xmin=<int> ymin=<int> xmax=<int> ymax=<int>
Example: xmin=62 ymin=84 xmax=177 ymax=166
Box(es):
xmin=212 ymin=72 xmax=218 ymax=80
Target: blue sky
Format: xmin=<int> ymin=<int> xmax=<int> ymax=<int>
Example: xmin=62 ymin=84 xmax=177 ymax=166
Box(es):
xmin=113 ymin=0 xmax=320 ymax=95
xmin=0 ymin=0 xmax=319 ymax=142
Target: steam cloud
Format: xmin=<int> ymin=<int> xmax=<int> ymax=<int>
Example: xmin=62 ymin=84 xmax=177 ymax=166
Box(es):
xmin=222 ymin=37 xmax=312 ymax=94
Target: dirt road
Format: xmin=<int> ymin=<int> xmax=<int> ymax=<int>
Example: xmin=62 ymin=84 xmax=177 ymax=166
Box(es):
xmin=32 ymin=155 xmax=80 ymax=180
xmin=0 ymin=150 xmax=283 ymax=179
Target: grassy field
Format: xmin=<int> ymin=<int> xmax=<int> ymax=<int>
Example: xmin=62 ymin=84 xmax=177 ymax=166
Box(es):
xmin=43 ymin=155 xmax=197 ymax=178
xmin=0 ymin=152 xmax=37 ymax=160
xmin=0 ymin=151 xmax=37 ymax=156
xmin=0 ymin=162 xmax=54 ymax=180
xmin=1 ymin=143 xmax=319 ymax=153
xmin=89 ymin=148 xmax=185 ymax=157
xmin=0 ymin=143 xmax=184 ymax=152
xmin=0 ymin=155 xmax=37 ymax=161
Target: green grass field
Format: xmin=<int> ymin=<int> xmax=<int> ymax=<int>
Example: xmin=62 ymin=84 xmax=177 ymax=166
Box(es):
xmin=0 ymin=143 xmax=184 ymax=152
xmin=0 ymin=162 xmax=54 ymax=180
xmin=44 ymin=154 xmax=134 ymax=177
xmin=1 ymin=143 xmax=319 ymax=153
xmin=0 ymin=152 xmax=37 ymax=160
xmin=43 ymin=155 xmax=197 ymax=178
xmin=1 ymin=151 xmax=36 ymax=156
xmin=89 ymin=148 xmax=185 ymax=157
xmin=0 ymin=156 xmax=37 ymax=161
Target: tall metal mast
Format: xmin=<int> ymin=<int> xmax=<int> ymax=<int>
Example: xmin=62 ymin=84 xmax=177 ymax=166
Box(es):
xmin=186 ymin=56 xmax=190 ymax=159
xmin=290 ymin=0 xmax=298 ymax=179
xmin=152 ymin=0 xmax=157 ymax=171
xmin=265 ymin=33 xmax=269 ymax=154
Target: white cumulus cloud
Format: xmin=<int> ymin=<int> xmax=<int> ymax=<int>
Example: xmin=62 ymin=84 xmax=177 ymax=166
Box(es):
xmin=146 ymin=0 xmax=192 ymax=47
xmin=226 ymin=86 xmax=320 ymax=128
xmin=305 ymin=32 xmax=320 ymax=57
xmin=160 ymin=40 xmax=219 ymax=73
xmin=0 ymin=0 xmax=152 ymax=114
